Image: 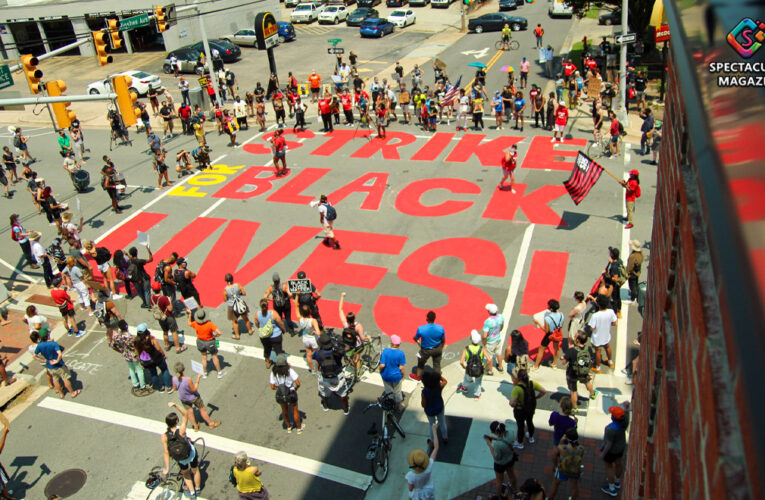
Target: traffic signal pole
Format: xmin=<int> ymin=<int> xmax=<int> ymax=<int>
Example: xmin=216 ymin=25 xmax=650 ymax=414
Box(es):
xmin=618 ymin=0 xmax=629 ymax=125
xmin=8 ymin=38 xmax=92 ymax=73
xmin=0 ymin=94 xmax=117 ymax=106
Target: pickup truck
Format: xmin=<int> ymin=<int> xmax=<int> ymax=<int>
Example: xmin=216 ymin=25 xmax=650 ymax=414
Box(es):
xmin=291 ymin=3 xmax=324 ymax=23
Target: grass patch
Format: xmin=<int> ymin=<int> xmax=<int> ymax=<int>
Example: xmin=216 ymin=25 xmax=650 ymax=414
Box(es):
xmin=568 ymin=41 xmax=584 ymax=70
xmin=585 ymin=7 xmax=600 ymax=19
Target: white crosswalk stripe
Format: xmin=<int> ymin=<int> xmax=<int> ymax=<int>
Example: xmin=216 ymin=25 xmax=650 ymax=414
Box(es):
xmin=293 ymin=24 xmax=340 ymax=35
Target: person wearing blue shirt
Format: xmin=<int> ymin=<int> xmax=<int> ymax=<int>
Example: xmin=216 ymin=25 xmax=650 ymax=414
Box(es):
xmin=32 ymin=329 xmax=81 ymax=398
xmin=411 ymin=310 xmax=446 ymax=381
xmin=493 ymin=91 xmax=504 ymax=130
xmin=379 ymin=335 xmax=406 ymax=409
xmin=533 ymin=299 xmax=566 ymax=370
xmin=513 ymin=91 xmax=526 ymax=132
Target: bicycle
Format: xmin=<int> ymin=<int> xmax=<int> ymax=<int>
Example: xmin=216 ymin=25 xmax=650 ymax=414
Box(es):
xmin=495 ymin=38 xmax=520 ymax=51
xmin=342 ymin=335 xmax=383 ymax=391
xmin=145 ymin=437 xmax=206 ymax=500
xmin=586 ymin=133 xmax=623 ymax=160
xmin=363 ymin=392 xmax=406 ymax=483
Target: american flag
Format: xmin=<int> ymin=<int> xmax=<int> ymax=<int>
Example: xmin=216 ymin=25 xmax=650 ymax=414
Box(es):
xmin=564 ymin=152 xmax=604 ymax=205
xmin=439 ymin=76 xmax=462 ymax=107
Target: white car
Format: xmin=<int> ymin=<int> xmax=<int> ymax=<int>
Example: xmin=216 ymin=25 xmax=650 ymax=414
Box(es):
xmin=319 ymin=5 xmax=349 ymax=24
xmin=87 ymin=70 xmax=163 ymax=96
xmin=291 ymin=3 xmax=324 ymax=23
xmin=387 ymin=9 xmax=416 ymax=27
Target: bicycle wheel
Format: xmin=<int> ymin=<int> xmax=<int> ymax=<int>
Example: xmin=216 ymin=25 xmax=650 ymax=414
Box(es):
xmin=586 ymin=139 xmax=602 ymax=158
xmin=371 ymin=438 xmax=390 ymax=483
xmin=392 ymin=416 xmax=406 ymax=439
xmin=366 ymin=338 xmax=382 ymax=371
xmin=495 ymin=40 xmax=505 ymax=51
xmin=343 ymin=362 xmax=358 ymax=392
xmin=509 ymin=40 xmax=520 ymax=50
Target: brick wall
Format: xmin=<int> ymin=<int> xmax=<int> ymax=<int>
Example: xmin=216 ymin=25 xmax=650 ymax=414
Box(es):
xmin=622 ymin=51 xmax=760 ymax=499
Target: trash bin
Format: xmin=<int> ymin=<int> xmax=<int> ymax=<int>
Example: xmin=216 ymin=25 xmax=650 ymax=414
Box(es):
xmin=189 ymin=87 xmax=205 ymax=109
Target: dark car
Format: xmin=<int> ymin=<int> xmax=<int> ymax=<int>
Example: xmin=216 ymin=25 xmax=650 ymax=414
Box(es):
xmin=598 ymin=8 xmax=622 ymax=25
xmin=358 ymin=0 xmax=381 ymax=6
xmin=360 ymin=18 xmax=394 ymax=37
xmin=347 ymin=7 xmax=379 ymax=26
xmin=467 ymin=13 xmax=527 ymax=33
xmin=277 ymin=21 xmax=297 ymax=42
xmin=498 ymin=0 xmax=523 ymax=10
xmin=408 ymin=0 xmax=429 ymax=5
xmin=163 ymin=47 xmax=204 ymax=74
xmin=386 ymin=0 xmax=407 ymax=6
xmin=190 ymin=40 xmax=241 ymax=63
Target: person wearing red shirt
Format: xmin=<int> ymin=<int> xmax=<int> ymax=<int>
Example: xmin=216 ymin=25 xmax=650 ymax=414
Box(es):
xmin=51 ymin=276 xmax=79 ymax=336
xmin=499 ymin=144 xmax=518 ymax=192
xmin=178 ymin=103 xmax=192 ymax=135
xmin=608 ymin=110 xmax=621 ymax=158
xmin=340 ymin=90 xmax=354 ymax=125
xmin=318 ymin=95 xmax=333 ymax=132
xmin=563 ymin=59 xmax=577 ymax=78
xmin=552 ymin=101 xmax=568 ymax=142
xmin=150 ymin=282 xmax=186 ymax=353
xmin=375 ymin=101 xmax=388 ymax=139
xmin=620 ymin=169 xmax=640 ymax=229
xmin=270 ymin=129 xmax=288 ymax=176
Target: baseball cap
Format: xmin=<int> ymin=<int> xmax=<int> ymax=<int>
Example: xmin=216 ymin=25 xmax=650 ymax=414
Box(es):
xmin=390 ymin=335 xmax=401 ymax=345
xmin=471 ymin=329 xmax=482 ymax=344
xmin=137 ymin=323 xmax=148 ymax=333
xmin=275 ymin=354 xmax=288 ymax=366
xmin=485 ymin=303 xmax=498 ymax=315
xmin=609 ymin=405 xmax=626 ymax=420
xmin=629 ymin=169 xmax=639 ymax=176
xmin=151 ymin=282 xmax=162 ymax=291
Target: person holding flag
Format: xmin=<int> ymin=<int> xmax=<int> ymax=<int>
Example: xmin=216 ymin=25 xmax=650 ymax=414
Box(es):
xmin=620 ymin=170 xmax=641 ymax=229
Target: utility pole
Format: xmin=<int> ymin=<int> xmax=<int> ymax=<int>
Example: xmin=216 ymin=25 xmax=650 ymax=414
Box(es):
xmin=198 ymin=10 xmax=219 ymax=104
xmin=618 ymin=0 xmax=628 ymax=125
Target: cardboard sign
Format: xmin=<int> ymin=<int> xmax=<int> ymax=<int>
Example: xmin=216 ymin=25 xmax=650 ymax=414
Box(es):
xmin=191 ymin=360 xmax=205 ymax=375
xmin=288 ymin=278 xmax=312 ymax=294
xmin=136 ymin=231 xmax=150 ymax=247
xmin=184 ymin=297 xmax=199 ymax=310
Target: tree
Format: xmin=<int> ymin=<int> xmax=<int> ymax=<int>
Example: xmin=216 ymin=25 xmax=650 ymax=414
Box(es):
xmin=567 ymin=0 xmax=656 ymax=36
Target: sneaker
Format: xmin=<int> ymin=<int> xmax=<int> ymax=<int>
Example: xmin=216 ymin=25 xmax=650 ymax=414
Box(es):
xmin=322 ymin=403 xmax=329 ymax=412
xmin=590 ymin=390 xmax=598 ymax=400
xmin=286 ymin=427 xmax=293 ymax=433
xmin=297 ymin=424 xmax=305 ymax=434
xmin=496 ymin=366 xmax=504 ymax=372
xmin=621 ymin=368 xmax=631 ymax=376
xmin=474 ymin=393 xmax=481 ymax=399
xmin=141 ymin=387 xmax=155 ymax=395
xmin=560 ymin=138 xmax=564 ymax=143
xmin=75 ymin=330 xmax=86 ymax=338
xmin=526 ymin=432 xmax=535 ymax=444
xmin=625 ymin=223 xmax=634 ymax=229
xmin=408 ymin=373 xmax=421 ymax=382
xmin=111 ymin=294 xmax=123 ymax=300
xmin=614 ymin=479 xmax=621 ymax=490
xmin=67 ymin=329 xmax=74 ymax=336
xmin=457 ymin=384 xmax=467 ymax=393
xmin=343 ymin=409 xmax=350 ymax=416
xmin=513 ymin=441 xmax=524 ymax=450
xmin=601 ymin=484 xmax=618 ymax=497
xmin=217 ymin=370 xmax=227 ymax=379
xmin=550 ymin=137 xmax=556 ymax=143
xmin=591 ymin=367 xmax=602 ymax=373
xmin=625 ymin=377 xmax=634 ymax=385
xmin=608 ymin=361 xmax=615 ymax=368
xmin=202 ymin=372 xmax=208 ymax=379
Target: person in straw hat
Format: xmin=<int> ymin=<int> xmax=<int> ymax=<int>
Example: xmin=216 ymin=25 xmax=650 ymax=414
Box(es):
xmin=626 ymin=240 xmax=644 ymax=302
xmin=60 ymin=212 xmax=83 ymax=244
xmin=406 ymin=423 xmax=439 ymax=499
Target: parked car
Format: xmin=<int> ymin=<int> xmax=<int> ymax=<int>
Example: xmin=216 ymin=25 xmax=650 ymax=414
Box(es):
xmin=386 ymin=0 xmax=407 ymax=6
xmin=277 ymin=22 xmax=297 ymax=42
xmin=87 ymin=70 xmax=163 ymax=96
xmin=387 ymin=9 xmax=416 ymax=27
xmin=328 ymin=0 xmax=355 ymax=5
xmin=598 ymin=8 xmax=622 ymax=25
xmin=291 ymin=3 xmax=324 ymax=22
xmin=285 ymin=0 xmax=301 ymax=7
xmin=357 ymin=0 xmax=381 ymax=6
xmin=468 ymin=13 xmax=527 ymax=33
xmin=409 ymin=0 xmax=429 ymax=6
xmin=431 ymin=0 xmax=454 ymax=7
xmin=219 ymin=29 xmax=258 ymax=47
xmin=163 ymin=47 xmax=204 ymax=74
xmin=319 ymin=5 xmax=349 ymax=23
xmin=548 ymin=0 xmax=573 ymax=18
xmin=347 ymin=7 xmax=379 ymax=26
xmin=360 ymin=18 xmax=394 ymax=37
xmin=499 ymin=0 xmax=523 ymax=10
xmin=189 ymin=40 xmax=241 ymax=63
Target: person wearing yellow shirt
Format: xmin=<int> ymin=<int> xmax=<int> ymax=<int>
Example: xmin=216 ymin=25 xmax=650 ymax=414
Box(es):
xmin=231 ymin=451 xmax=269 ymax=499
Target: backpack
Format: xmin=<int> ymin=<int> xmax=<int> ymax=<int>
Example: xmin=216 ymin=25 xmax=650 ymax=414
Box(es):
xmin=341 ymin=327 xmax=357 ymax=348
xmin=274 ymin=376 xmax=297 ymax=404
xmin=323 ymin=203 xmax=337 ymax=221
xmin=13 ymin=135 xmax=21 ymax=148
xmin=93 ymin=300 xmax=108 ymax=324
xmin=154 ymin=262 xmax=166 ymax=285
xmin=616 ymin=261 xmax=628 ymax=287
xmin=232 ymin=295 xmax=248 ymax=316
xmin=559 ymin=445 xmax=583 ymax=476
xmin=318 ymin=349 xmax=341 ymax=378
xmin=151 ymin=295 xmax=167 ymax=321
xmin=298 ymin=290 xmax=314 ymax=308
xmin=228 ymin=466 xmax=237 ymax=486
xmin=572 ymin=345 xmax=592 ymax=378
xmin=272 ymin=286 xmax=288 ymax=309
xmin=618 ymin=121 xmax=626 ymax=136
xmin=546 ymin=312 xmax=563 ymax=342
xmin=465 ymin=345 xmax=484 ymax=378
xmin=126 ymin=260 xmax=139 ymax=282
xmin=519 ymin=380 xmax=537 ymax=412
xmin=166 ymin=430 xmax=191 ymax=461
xmin=95 ymin=247 xmax=111 ymax=263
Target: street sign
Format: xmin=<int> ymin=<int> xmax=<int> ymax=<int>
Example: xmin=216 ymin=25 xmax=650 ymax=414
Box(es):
xmin=119 ymin=14 xmax=150 ymax=31
xmin=327 ymin=38 xmax=342 ymax=46
xmin=615 ymin=33 xmax=637 ymax=44
xmin=0 ymin=65 xmax=13 ymax=90
xmin=327 ymin=47 xmax=345 ymax=55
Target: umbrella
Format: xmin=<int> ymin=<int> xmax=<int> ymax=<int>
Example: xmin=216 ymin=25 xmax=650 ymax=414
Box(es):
xmin=500 ymin=65 xmax=515 ymax=72
xmin=468 ymin=62 xmax=487 ymax=69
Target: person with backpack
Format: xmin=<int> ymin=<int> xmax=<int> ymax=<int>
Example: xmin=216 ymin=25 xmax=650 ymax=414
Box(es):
xmin=603 ymin=246 xmax=627 ymax=317
xmin=410 ymin=310 xmax=446 ymax=382
xmin=162 ymin=403 xmax=202 ymax=498
xmin=264 ymin=272 xmax=294 ymax=336
xmin=338 ymin=292 xmax=369 ymax=368
xmin=231 ymin=451 xmax=269 ymax=499
xmin=600 ymin=403 xmax=630 ymax=497
xmin=379 ymin=334 xmax=406 ymax=411
xmin=257 ymin=298 xmax=286 ymax=369
xmin=224 ymin=273 xmax=254 ymax=339
xmin=127 ymin=246 xmax=153 ymax=309
xmin=173 ymin=257 xmax=201 ymax=309
xmin=315 ymin=332 xmax=350 ymax=415
xmin=172 ymin=362 xmax=221 ymax=432
xmin=63 ymin=256 xmax=95 ymax=316
xmin=150 ymin=282 xmax=186 ymax=353
xmin=587 ymin=295 xmax=618 ymax=373
xmin=509 ymin=368 xmax=546 ymax=449
xmin=94 ymin=290 xmax=123 ymax=338
xmin=504 ymin=329 xmax=530 ymax=375
xmin=626 ymin=240 xmax=644 ymax=301
xmin=187 ymin=309 xmax=226 ymax=379
xmin=549 ymin=427 xmax=585 ymax=499
xmin=295 ymin=270 xmax=323 ymax=329
xmin=314 ymin=194 xmax=340 ymax=250
xmin=484 ymin=420 xmax=518 ymax=499
xmin=532 ymin=299 xmax=566 ymax=371
xmin=12 ymin=127 xmax=34 ymax=164
xmin=269 ymin=354 xmax=303 ymax=433
xmin=457 ymin=330 xmax=488 ymax=399
xmin=83 ymin=240 xmax=121 ymax=299
xmin=135 ymin=323 xmax=173 ymax=393
xmin=482 ymin=303 xmax=505 ymax=375
xmin=620 ymin=169 xmax=641 ymax=230
xmin=608 ymin=110 xmax=622 ymax=158
xmin=561 ymin=332 xmax=597 ymax=411
xmin=156 ymin=252 xmax=178 ymax=306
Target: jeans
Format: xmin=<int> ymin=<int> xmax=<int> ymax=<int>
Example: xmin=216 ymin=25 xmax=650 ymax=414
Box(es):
xmin=513 ymin=408 xmax=535 ymax=444
xmin=127 ymin=360 xmax=147 ymax=388
xmin=41 ymin=257 xmax=54 ymax=287
xmin=132 ymin=277 xmax=151 ymax=307
xmin=534 ymin=110 xmax=545 ymax=128
xmin=181 ymin=90 xmax=190 ymax=107
xmin=427 ymin=412 xmax=448 ymax=441
xmin=144 ymin=359 xmax=171 ymax=389
xmin=628 ymin=275 xmax=639 ymax=301
xmin=462 ymin=373 xmax=482 ymax=397
xmin=640 ymin=132 xmax=649 ymax=154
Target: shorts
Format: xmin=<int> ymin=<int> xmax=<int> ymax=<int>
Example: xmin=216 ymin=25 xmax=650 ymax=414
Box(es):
xmin=493 ymin=456 xmax=517 ymax=474
xmin=322 ymin=222 xmax=335 ymax=239
xmin=416 ymin=344 xmax=443 ymax=371
xmin=181 ymin=395 xmax=205 ymax=409
xmin=554 ymin=124 xmax=565 ymax=132
xmin=383 ymin=380 xmax=403 ymax=402
xmin=318 ymin=372 xmax=348 ymax=398
xmin=566 ymin=373 xmax=591 ymax=392
xmin=311 ymin=87 xmax=320 ymax=95
xmin=603 ymin=451 xmax=623 ymax=464
xmin=610 ymin=134 xmax=619 ymax=144
xmin=0 ymin=174 xmax=6 ymax=187
xmin=636 ymin=90 xmax=646 ymax=100
xmin=554 ymin=467 xmax=580 ymax=481
xmin=60 ymin=307 xmax=75 ymax=318
xmin=540 ymin=332 xmax=553 ymax=347
xmin=429 ymin=116 xmax=437 ymax=125
xmin=97 ymin=262 xmax=111 ymax=274
xmin=377 ymin=118 xmax=387 ymax=127
xmin=302 ymin=334 xmax=319 ymax=350
xmin=593 ymin=119 xmax=602 ymax=130
xmin=159 ymin=315 xmax=178 ymax=333
xmin=227 ymin=304 xmax=249 ymax=320
xmin=48 ymin=365 xmax=72 ymax=380
xmin=274 ymin=149 xmax=285 ymax=158
xmin=177 ymin=450 xmax=199 ymax=471
xmin=400 ymin=103 xmax=410 ymax=113
xmin=196 ymin=338 xmax=218 ymax=355
xmin=485 ymin=340 xmax=503 ymax=358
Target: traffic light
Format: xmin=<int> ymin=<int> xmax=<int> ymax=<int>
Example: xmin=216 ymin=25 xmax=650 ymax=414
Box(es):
xmin=112 ymin=75 xmax=140 ymax=127
xmin=92 ymin=30 xmax=112 ymax=66
xmin=155 ymin=5 xmax=167 ymax=33
xmin=46 ymin=80 xmax=76 ymax=129
xmin=108 ymin=19 xmax=122 ymax=50
xmin=463 ymin=0 xmax=470 ymax=5
xmin=20 ymin=54 xmax=43 ymax=94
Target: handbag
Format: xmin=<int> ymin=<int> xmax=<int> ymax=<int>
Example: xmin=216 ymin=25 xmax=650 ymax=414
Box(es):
xmin=258 ymin=317 xmax=274 ymax=339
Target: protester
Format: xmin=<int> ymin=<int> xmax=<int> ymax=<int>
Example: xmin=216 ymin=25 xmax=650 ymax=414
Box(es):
xmin=562 ymin=331 xmax=597 ymax=410
xmin=223 ymin=273 xmax=254 ymax=338
xmin=315 ymin=332 xmax=350 ymax=415
xmin=567 ymin=291 xmax=587 ymax=344
xmin=410 ymin=311 xmax=446 ymax=381
xmin=162 ymin=403 xmax=202 ymax=497
xmin=499 ymin=145 xmax=517 ymax=192
xmin=270 ymin=354 xmax=302 ymax=433
xmin=257 ymin=298 xmax=286 ymax=368
xmin=150 ymin=282 xmax=186 ymax=353
xmin=231 ymin=451 xmax=270 ymax=499
xmin=532 ymin=299 xmax=565 ymax=370
xmin=50 ymin=276 xmax=80 ymax=337
xmin=421 ymin=367 xmax=447 ymax=446
xmin=504 ymin=329 xmax=530 ymax=374
xmin=588 ymin=295 xmax=618 ymax=373
xmin=457 ymin=330 xmax=488 ymax=399
xmin=601 ymin=403 xmax=630 ymax=496
xmin=264 ymin=273 xmax=294 ymax=336
xmin=406 ymin=425 xmax=439 ymax=500
xmin=626 ymin=240 xmax=644 ymax=301
xmin=9 ymin=214 xmax=36 ymax=268
xmin=172 ymin=362 xmax=221 ymax=431
xmin=32 ymin=329 xmax=80 ymax=398
xmin=484 ymin=421 xmax=518 ymax=498
xmin=295 ymin=304 xmax=320 ymax=375
xmin=379 ymin=334 xmax=406 ymax=410
xmin=109 ymin=320 xmax=151 ymax=396
xmin=549 ymin=428 xmax=584 ymax=499
xmin=549 ymin=396 xmax=577 ymax=451
xmin=509 ymin=368 xmax=546 ymax=449
xmin=135 ymin=323 xmax=173 ymax=393
xmin=481 ymin=303 xmax=505 ymax=374
xmin=620 ymin=169 xmax=641 ymax=230
xmin=187 ymin=309 xmax=226 ymax=378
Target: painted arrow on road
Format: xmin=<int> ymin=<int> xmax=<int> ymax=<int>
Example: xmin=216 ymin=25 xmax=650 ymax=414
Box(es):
xmin=461 ymin=47 xmax=490 ymax=59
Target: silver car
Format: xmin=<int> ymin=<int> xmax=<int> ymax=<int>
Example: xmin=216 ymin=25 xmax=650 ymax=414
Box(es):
xmin=220 ymin=29 xmax=258 ymax=47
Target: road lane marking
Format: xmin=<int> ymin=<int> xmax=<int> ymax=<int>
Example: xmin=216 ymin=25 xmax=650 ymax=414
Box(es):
xmin=497 ymin=223 xmax=535 ymax=353
xmin=0 ymin=256 xmax=40 ymax=284
xmin=37 ymin=397 xmax=373 ymax=491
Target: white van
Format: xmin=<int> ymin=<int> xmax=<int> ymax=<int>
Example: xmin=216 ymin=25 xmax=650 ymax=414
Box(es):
xmin=549 ymin=0 xmax=573 ymax=18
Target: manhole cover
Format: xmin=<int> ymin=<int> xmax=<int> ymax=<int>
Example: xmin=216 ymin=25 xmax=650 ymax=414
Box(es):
xmin=44 ymin=469 xmax=87 ymax=498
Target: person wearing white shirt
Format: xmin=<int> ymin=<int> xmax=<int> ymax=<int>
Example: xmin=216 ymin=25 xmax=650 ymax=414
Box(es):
xmin=178 ymin=77 xmax=190 ymax=106
xmin=233 ymin=96 xmax=248 ymax=130
xmin=587 ymin=295 xmax=618 ymax=373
